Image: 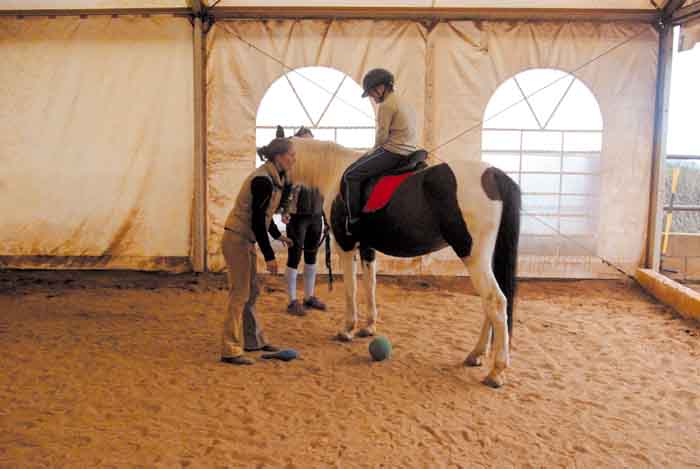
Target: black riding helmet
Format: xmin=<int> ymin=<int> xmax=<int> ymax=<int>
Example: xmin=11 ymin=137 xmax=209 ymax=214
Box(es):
xmin=361 ymin=68 xmax=394 ymax=98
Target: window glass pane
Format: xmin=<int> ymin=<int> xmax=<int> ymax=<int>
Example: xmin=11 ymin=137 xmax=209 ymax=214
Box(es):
xmin=563 ymin=132 xmax=602 ymax=152
xmin=560 ymin=195 xmax=595 ymax=215
xmin=522 ymin=215 xmax=558 ymax=235
xmin=522 ymin=174 xmax=560 ymax=193
xmin=286 ymin=67 xmax=346 ymax=126
xmin=482 ymin=130 xmax=520 ymax=151
xmin=482 ymin=152 xmax=521 ymax=172
xmin=547 ymin=80 xmax=603 ymax=131
xmin=320 ymin=77 xmax=375 ymax=127
xmin=481 ymin=68 xmax=604 ymax=258
xmin=520 ymin=235 xmax=561 ymax=256
xmin=563 ymin=155 xmax=600 ymax=173
xmin=562 ymin=175 xmax=599 ymax=194
xmin=522 ymin=153 xmax=561 ymax=172
xmin=513 ymin=69 xmax=570 ymax=126
xmin=311 ymin=128 xmax=335 ymax=141
xmin=560 ymin=216 xmax=595 ymax=236
xmin=257 ymin=66 xmax=375 ymax=159
xmin=483 ymin=79 xmax=539 ymax=130
xmin=336 ymin=127 xmax=374 ymax=149
xmin=523 ymin=194 xmax=559 ymax=214
xmin=256 ymin=127 xmax=276 ymax=145
xmin=522 ymin=131 xmax=561 ymax=152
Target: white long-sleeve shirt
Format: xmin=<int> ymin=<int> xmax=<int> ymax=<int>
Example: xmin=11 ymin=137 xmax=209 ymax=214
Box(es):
xmin=373 ymin=91 xmax=417 ymax=156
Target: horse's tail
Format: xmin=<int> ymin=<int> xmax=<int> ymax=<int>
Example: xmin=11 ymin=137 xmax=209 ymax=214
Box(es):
xmin=493 ymin=169 xmax=521 ymax=336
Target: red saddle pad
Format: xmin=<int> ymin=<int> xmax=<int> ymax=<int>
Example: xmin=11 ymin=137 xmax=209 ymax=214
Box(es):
xmin=362 ymin=172 xmax=414 ymax=213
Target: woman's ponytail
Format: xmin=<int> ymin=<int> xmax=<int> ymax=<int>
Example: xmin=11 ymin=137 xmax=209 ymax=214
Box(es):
xmin=257 ymin=137 xmax=291 ymax=162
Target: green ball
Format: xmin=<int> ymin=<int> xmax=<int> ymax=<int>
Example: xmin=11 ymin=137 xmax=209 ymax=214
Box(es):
xmin=369 ymin=336 xmax=392 ymax=361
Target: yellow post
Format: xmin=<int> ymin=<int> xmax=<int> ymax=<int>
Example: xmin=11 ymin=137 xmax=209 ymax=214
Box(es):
xmin=661 ymin=167 xmax=680 ymax=255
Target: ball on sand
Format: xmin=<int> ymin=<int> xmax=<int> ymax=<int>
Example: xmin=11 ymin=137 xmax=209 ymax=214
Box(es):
xmin=369 ymin=336 xmax=392 ymax=361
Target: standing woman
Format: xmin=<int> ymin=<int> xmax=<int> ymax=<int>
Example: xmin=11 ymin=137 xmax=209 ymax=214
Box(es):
xmin=220 ymin=137 xmax=295 ymax=366
xmin=280 ymin=126 xmax=327 ymax=316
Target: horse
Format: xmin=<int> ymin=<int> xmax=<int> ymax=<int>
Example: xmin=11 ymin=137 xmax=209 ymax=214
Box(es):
xmin=286 ymin=137 xmax=521 ymax=388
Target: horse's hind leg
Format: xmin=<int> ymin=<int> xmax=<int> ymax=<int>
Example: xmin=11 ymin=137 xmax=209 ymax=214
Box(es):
xmin=464 ymin=318 xmax=492 ymax=367
xmin=336 ymin=245 xmax=359 ymax=342
xmin=357 ymin=246 xmax=378 ymax=338
xmin=462 ymin=233 xmax=510 ymax=388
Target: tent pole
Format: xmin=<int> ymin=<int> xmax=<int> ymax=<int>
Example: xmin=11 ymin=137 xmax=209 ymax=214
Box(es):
xmin=646 ymin=22 xmax=675 ymax=271
xmin=192 ymin=1 xmax=207 ymax=272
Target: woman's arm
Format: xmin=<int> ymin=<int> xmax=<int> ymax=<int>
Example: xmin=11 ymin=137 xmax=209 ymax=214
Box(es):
xmin=250 ymin=177 xmax=279 ymax=261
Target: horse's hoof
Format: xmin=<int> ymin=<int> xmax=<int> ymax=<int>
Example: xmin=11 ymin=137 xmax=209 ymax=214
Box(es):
xmin=464 ymin=354 xmax=483 ymax=367
xmin=482 ymin=374 xmax=504 ymax=389
xmin=335 ymin=332 xmax=353 ymax=342
xmin=356 ymin=327 xmax=375 ymax=338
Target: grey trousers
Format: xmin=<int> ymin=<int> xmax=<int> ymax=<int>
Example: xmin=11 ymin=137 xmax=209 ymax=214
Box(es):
xmin=221 ymin=230 xmax=267 ymax=358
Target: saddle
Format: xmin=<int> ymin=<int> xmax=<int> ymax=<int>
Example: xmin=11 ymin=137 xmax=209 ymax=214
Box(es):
xmin=333 ymin=149 xmax=428 ymax=243
xmin=338 ymin=149 xmax=428 ymax=216
xmin=386 ymin=149 xmax=428 ymax=176
xmin=361 ymin=149 xmax=428 ymax=213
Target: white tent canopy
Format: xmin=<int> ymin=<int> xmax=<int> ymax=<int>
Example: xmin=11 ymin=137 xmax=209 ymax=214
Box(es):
xmin=0 ymin=1 xmax=698 ymax=276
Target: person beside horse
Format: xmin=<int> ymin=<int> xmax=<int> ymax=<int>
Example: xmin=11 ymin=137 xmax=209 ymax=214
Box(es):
xmin=219 ymin=137 xmax=295 ymax=366
xmin=277 ymin=126 xmax=327 ymax=316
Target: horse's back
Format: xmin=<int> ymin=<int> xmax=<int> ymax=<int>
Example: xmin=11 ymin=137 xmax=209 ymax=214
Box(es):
xmin=330 ymin=161 xmax=505 ymax=258
xmin=360 ymin=162 xmax=483 ymax=258
xmin=359 ymin=166 xmax=447 ymax=257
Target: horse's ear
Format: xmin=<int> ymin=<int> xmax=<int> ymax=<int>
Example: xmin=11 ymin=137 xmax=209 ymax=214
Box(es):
xmin=275 ymin=126 xmax=285 ymax=138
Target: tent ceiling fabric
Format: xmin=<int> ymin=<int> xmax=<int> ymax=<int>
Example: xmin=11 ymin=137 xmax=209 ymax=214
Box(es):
xmin=0 ymin=16 xmax=194 ymax=271
xmin=205 ymin=1 xmax=656 ymax=9
xmin=205 ymin=19 xmax=427 ymax=273
xmin=206 ymin=18 xmax=658 ymax=277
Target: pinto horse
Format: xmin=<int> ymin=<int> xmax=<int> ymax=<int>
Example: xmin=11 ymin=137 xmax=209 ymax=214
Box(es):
xmin=286 ymin=137 xmax=521 ymax=387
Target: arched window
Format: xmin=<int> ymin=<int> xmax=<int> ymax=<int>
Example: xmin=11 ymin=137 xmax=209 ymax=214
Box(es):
xmin=255 ymin=66 xmax=375 ymax=232
xmin=256 ymin=66 xmax=375 ymax=167
xmin=482 ymin=68 xmax=603 ymax=255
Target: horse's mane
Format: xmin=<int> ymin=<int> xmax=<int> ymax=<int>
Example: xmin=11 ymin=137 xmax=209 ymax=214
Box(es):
xmin=288 ymin=137 xmax=362 ymax=197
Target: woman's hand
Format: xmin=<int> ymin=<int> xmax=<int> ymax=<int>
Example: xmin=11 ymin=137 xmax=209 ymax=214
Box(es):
xmin=277 ymin=235 xmax=294 ymax=247
xmin=266 ymin=259 xmax=278 ymax=274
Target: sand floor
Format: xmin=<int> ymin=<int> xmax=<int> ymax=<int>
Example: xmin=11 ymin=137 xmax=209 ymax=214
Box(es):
xmin=1 ymin=271 xmax=699 ymax=468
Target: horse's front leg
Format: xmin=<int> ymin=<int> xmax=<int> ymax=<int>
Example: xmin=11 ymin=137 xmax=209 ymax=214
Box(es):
xmin=336 ymin=246 xmax=358 ymax=341
xmin=357 ymin=253 xmax=378 ymax=338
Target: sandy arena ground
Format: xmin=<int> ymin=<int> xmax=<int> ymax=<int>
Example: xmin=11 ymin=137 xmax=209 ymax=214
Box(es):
xmin=1 ymin=271 xmax=699 ymax=468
